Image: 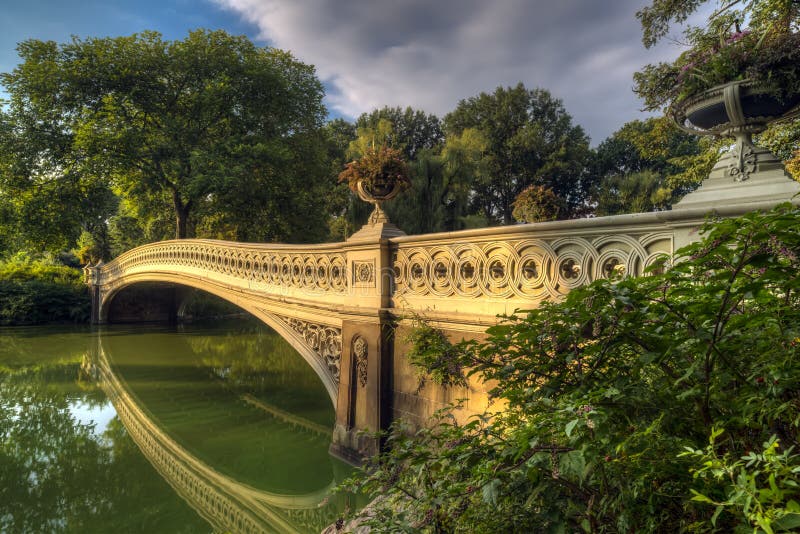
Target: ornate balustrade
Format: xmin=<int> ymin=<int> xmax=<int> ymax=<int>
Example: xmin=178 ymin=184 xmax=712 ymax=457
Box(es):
xmin=94 ymin=239 xmax=350 ymax=302
xmin=389 ymin=211 xmax=687 ymax=320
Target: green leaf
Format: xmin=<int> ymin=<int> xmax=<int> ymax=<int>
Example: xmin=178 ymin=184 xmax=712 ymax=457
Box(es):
xmin=481 ymin=478 xmax=502 ymax=506
xmin=565 ymin=418 xmax=580 ymax=438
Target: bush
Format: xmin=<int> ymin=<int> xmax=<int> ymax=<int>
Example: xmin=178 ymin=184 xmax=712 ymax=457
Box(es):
xmin=511 ymin=184 xmax=562 ymax=223
xmin=340 ymin=204 xmax=800 ymax=533
xmin=0 ymin=254 xmax=90 ymax=325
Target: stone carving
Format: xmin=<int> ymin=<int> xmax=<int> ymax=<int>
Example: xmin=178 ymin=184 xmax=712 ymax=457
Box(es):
xmin=393 ymin=233 xmax=672 ymax=301
xmin=352 ymin=336 xmax=368 ymax=388
xmin=728 ymin=140 xmax=757 ymax=182
xmin=352 ymin=260 xmax=375 ymax=286
xmin=283 ymin=317 xmax=342 ymax=384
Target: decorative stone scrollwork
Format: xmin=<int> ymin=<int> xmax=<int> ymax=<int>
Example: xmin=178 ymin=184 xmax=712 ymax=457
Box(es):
xmin=352 ymin=336 xmax=368 ymax=388
xmin=727 ymin=139 xmax=757 ymax=182
xmin=283 ymin=317 xmax=342 ymax=384
xmin=393 ymin=232 xmax=672 ymax=301
xmin=353 ymin=260 xmax=375 ymax=287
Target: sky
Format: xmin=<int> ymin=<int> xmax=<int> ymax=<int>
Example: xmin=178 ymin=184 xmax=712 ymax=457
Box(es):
xmin=0 ymin=0 xmax=703 ymax=144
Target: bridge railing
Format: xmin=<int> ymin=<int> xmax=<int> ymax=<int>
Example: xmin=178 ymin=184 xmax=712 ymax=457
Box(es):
xmin=388 ymin=210 xmax=698 ymax=320
xmin=89 ymin=208 xmax=721 ymax=323
xmin=94 ymin=238 xmax=351 ymax=302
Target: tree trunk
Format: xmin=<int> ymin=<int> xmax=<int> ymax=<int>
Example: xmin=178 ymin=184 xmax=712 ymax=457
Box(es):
xmin=172 ymin=190 xmax=190 ymax=239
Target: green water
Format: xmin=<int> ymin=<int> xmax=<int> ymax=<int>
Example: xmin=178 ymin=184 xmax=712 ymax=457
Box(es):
xmin=0 ymin=320 xmax=352 ymax=533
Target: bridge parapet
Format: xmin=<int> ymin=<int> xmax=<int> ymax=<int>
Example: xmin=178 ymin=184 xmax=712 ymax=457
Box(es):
xmin=388 ymin=209 xmax=710 ymax=323
xmin=96 ymin=239 xmax=351 ymax=302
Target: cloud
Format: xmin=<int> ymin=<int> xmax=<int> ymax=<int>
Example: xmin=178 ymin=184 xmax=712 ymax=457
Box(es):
xmin=213 ymin=0 xmax=690 ymax=142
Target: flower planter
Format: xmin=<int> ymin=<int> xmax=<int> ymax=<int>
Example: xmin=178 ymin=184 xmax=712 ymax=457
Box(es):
xmin=671 ymin=80 xmax=800 ymax=210
xmin=355 ymin=176 xmax=405 ymax=226
xmin=672 ymin=80 xmax=800 ymax=135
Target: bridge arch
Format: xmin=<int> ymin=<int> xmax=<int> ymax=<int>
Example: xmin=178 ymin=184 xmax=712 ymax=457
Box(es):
xmin=98 ymin=272 xmax=340 ymax=405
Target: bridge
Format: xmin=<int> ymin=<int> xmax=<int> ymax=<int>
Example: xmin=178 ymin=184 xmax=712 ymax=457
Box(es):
xmin=85 ymin=160 xmax=800 ymax=464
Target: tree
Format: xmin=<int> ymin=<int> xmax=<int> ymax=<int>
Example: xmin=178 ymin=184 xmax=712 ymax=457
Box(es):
xmin=385 ymin=128 xmax=489 ymax=234
xmin=591 ymin=117 xmax=716 ymax=215
xmin=1 ymin=30 xmax=328 ymax=240
xmin=355 ymin=106 xmax=444 ymax=160
xmin=444 ymin=84 xmax=592 ymax=223
xmin=0 ymin=96 xmax=117 ymax=253
xmin=511 ymin=184 xmax=562 ymax=223
xmin=594 ymin=171 xmax=665 ymax=216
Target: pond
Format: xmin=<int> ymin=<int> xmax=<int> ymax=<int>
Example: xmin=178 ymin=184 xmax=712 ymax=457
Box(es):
xmin=0 ymin=319 xmax=353 ymax=533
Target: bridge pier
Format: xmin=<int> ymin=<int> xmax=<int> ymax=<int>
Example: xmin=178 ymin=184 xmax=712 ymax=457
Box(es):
xmin=330 ymin=318 xmax=392 ymax=463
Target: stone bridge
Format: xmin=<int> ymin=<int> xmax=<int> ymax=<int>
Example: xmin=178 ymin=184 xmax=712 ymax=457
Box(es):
xmin=85 ymin=167 xmax=799 ymax=463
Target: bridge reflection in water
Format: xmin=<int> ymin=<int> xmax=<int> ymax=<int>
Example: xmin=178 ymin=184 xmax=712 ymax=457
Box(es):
xmin=86 ymin=328 xmax=347 ymax=534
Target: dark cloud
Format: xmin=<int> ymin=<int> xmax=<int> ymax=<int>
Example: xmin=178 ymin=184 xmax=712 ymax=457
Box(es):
xmin=214 ymin=0 xmax=694 ymax=142
xmin=0 ymin=0 xmax=698 ymax=144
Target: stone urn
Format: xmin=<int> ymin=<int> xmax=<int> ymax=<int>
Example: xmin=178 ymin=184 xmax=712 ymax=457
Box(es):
xmin=671 ymin=80 xmax=800 ymax=210
xmin=355 ymin=175 xmax=405 ymax=226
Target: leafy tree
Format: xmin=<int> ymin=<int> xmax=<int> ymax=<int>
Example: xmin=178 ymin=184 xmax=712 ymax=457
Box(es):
xmin=355 ymin=106 xmax=444 ymax=160
xmin=591 ymin=117 xmax=716 ymax=215
xmin=0 ymin=98 xmax=117 ymax=252
xmin=594 ymin=171 xmax=665 ymax=216
xmin=106 ymin=194 xmax=174 ymax=257
xmin=444 ymin=84 xmax=592 ymax=223
xmin=341 ymin=204 xmax=800 ymax=532
xmin=385 ymin=128 xmax=489 ymax=234
xmin=1 ymin=30 xmax=327 ymax=241
xmin=322 ymin=119 xmax=363 ymax=241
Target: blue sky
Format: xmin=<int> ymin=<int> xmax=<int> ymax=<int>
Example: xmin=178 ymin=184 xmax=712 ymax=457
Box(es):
xmin=0 ymin=0 xmax=701 ymax=143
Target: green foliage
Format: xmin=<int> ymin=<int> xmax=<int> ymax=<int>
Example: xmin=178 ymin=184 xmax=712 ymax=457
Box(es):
xmin=0 ymin=255 xmax=89 ymax=325
xmin=385 ymin=129 xmax=488 ymax=235
xmin=354 ymin=106 xmax=444 ymax=160
xmin=445 ymin=83 xmax=592 ymax=223
xmin=758 ymin=119 xmax=800 ymax=181
xmin=0 ymin=102 xmax=118 ymax=253
xmin=405 ymin=320 xmax=468 ymax=389
xmin=340 ymin=204 xmax=800 ymax=532
xmin=594 ymin=171 xmax=666 ymax=216
xmin=591 ymin=117 xmax=718 ymax=214
xmin=634 ymin=0 xmax=800 ymax=111
xmin=511 ymin=184 xmax=562 ymax=223
xmin=73 ymin=228 xmax=110 ymax=265
xmin=1 ymin=29 xmax=329 ymax=243
xmin=682 ymin=430 xmax=800 ymax=533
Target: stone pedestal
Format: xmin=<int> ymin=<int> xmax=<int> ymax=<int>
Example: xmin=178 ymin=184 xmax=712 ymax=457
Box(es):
xmin=674 ymin=133 xmax=800 ymax=211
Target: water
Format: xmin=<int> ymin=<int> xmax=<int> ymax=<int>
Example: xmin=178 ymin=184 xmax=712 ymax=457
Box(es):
xmin=0 ymin=320 xmax=353 ymax=533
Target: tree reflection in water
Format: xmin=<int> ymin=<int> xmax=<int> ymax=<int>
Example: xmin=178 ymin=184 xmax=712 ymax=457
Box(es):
xmin=0 ymin=322 xmax=353 ymax=533
xmin=0 ymin=351 xmax=206 ymax=533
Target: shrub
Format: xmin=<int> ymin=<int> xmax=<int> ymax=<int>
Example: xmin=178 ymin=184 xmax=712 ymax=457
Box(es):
xmin=511 ymin=184 xmax=562 ymax=223
xmin=340 ymin=204 xmax=800 ymax=532
xmin=0 ymin=254 xmax=90 ymax=325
